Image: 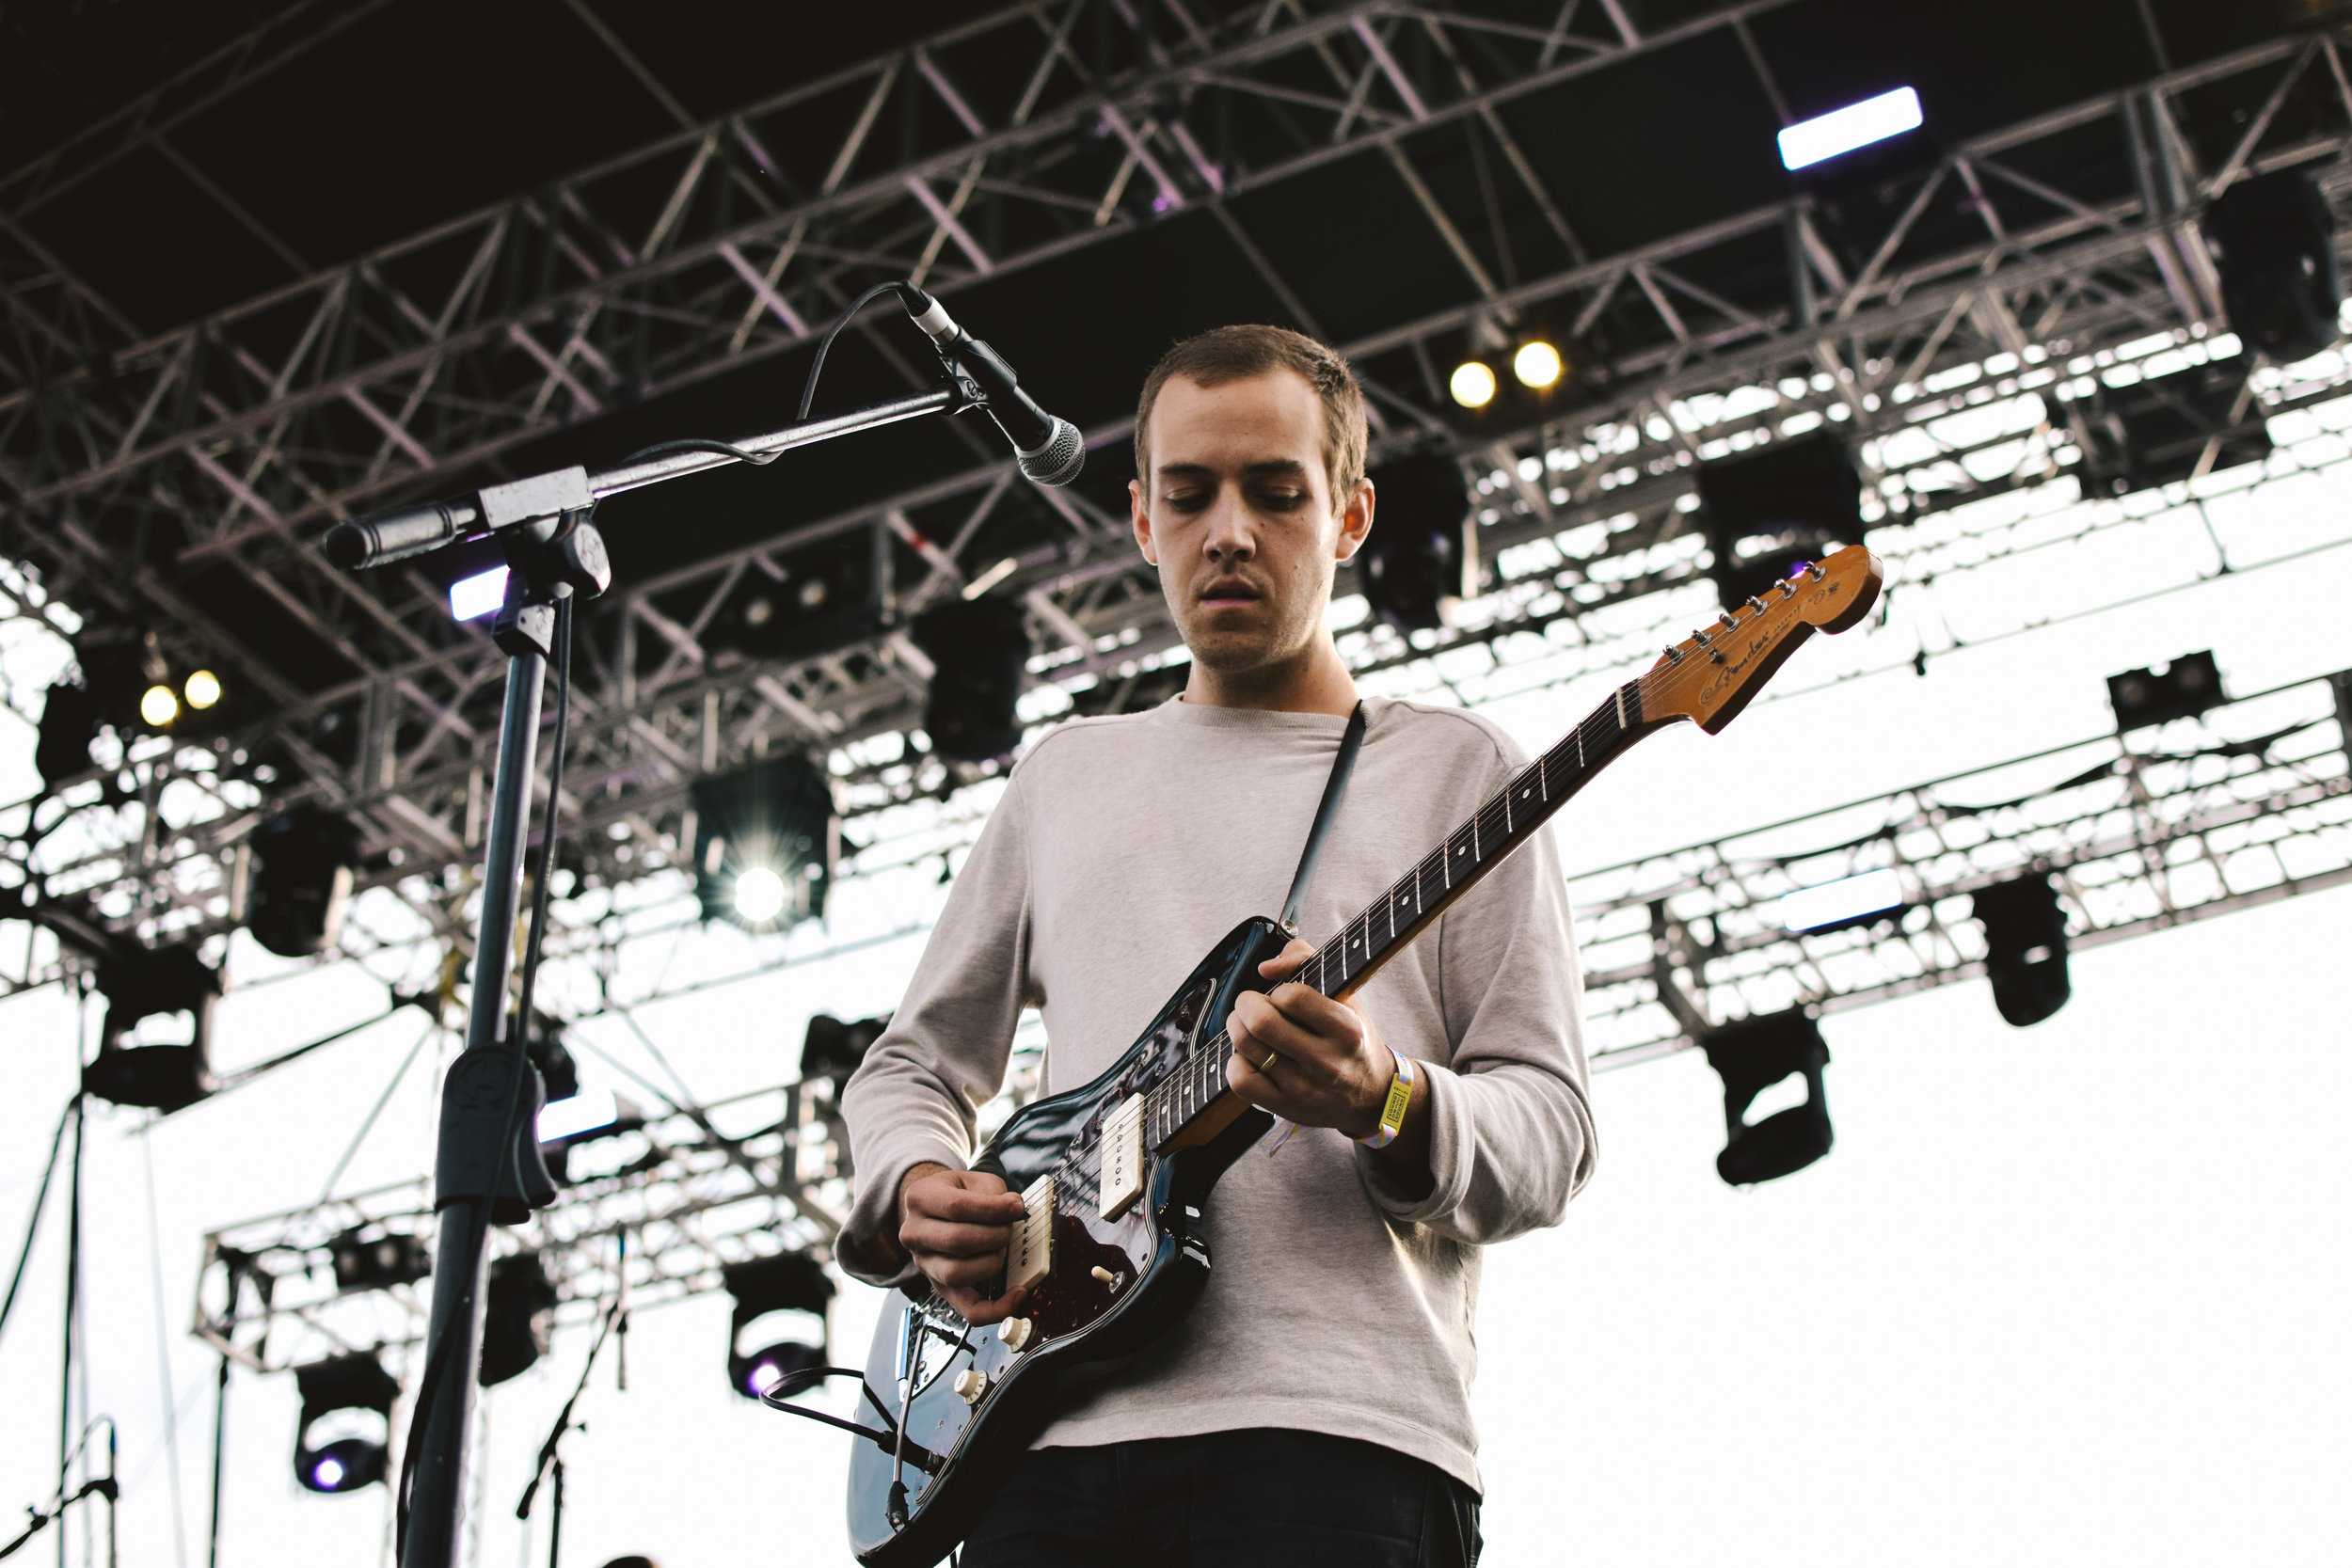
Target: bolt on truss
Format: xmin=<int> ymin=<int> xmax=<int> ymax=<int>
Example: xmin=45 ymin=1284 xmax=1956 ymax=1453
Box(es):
xmin=5 ymin=25 xmax=2351 ymax=983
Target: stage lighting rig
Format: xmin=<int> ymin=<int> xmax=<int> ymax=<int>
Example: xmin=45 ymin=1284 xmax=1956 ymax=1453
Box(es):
xmin=1359 ymin=451 xmax=1477 ymax=634
xmin=1699 ymin=1011 xmax=1834 ymax=1186
xmin=1973 ymin=872 xmax=2071 ymax=1028
xmin=293 ymin=1353 xmax=399 ymax=1494
xmin=801 ymin=1012 xmax=890 ymax=1084
xmin=690 ymin=755 xmax=839 ymax=931
xmin=328 ymin=1226 xmax=431 ymax=1294
xmin=2203 ymin=167 xmax=2344 ymax=364
xmin=83 ymin=942 xmax=223 ymax=1113
xmin=912 ymin=597 xmax=1032 ymax=763
xmin=724 ymin=1251 xmax=834 ymax=1400
xmin=480 ymin=1252 xmax=559 ymax=1386
xmin=244 ymin=806 xmax=360 ymax=958
xmin=2106 ymin=651 xmax=2223 ymax=733
xmin=1696 ymin=431 xmax=1863 ymax=614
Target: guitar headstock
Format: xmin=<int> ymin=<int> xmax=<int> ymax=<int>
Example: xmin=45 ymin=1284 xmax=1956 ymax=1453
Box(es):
xmin=1645 ymin=544 xmax=1884 ymax=734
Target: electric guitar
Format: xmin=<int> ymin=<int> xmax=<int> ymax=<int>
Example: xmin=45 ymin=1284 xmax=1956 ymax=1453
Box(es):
xmin=841 ymin=546 xmax=1883 ymax=1567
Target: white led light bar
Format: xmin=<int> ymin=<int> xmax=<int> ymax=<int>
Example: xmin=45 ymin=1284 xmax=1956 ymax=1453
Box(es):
xmin=1778 ymin=866 xmax=1907 ymax=934
xmin=449 ymin=566 xmax=509 ymax=621
xmin=1778 ymin=87 xmax=1923 ymax=172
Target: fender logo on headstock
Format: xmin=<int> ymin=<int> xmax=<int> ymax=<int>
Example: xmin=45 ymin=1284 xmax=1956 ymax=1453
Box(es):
xmin=1701 ymin=630 xmax=1775 ymax=705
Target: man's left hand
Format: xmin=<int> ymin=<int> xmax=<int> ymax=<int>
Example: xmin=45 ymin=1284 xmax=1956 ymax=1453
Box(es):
xmin=1224 ymin=937 xmax=1393 ymax=1139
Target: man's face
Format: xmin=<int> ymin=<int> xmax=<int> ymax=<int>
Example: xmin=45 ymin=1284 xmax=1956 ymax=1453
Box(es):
xmin=1129 ymin=370 xmax=1372 ymax=679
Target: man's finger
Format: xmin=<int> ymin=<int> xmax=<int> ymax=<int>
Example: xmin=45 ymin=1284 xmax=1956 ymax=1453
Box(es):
xmin=900 ymin=1216 xmax=1015 ymax=1259
xmin=1256 ymin=937 xmax=1318 ymax=981
xmin=914 ymin=1184 xmax=1029 ymax=1223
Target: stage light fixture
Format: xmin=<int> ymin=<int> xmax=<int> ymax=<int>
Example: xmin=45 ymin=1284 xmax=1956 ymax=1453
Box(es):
xmin=34 ymin=681 xmax=103 ymax=787
xmin=140 ymin=683 xmax=179 ymax=728
xmin=1973 ymin=872 xmax=2071 ymax=1028
xmin=450 ymin=566 xmax=510 ymax=621
xmin=245 ymin=806 xmax=360 ymax=958
xmin=1512 ymin=340 xmax=1563 ymax=390
xmin=1696 ymin=431 xmax=1862 ymax=614
xmin=732 ymin=864 xmax=788 ymax=924
xmin=912 ymin=598 xmax=1032 ymax=763
xmin=1699 ymin=1011 xmax=1834 ymax=1186
xmin=691 ymin=756 xmax=838 ymax=931
xmin=2106 ymin=651 xmax=2223 ymax=733
xmin=480 ymin=1252 xmax=559 ymax=1386
xmin=328 ymin=1227 xmax=432 ymax=1293
xmin=293 ymin=1353 xmax=399 ymax=1494
xmin=1359 ymin=451 xmax=1477 ymax=634
xmin=801 ymin=1012 xmax=890 ymax=1083
xmin=1777 ymin=86 xmax=1922 ymax=171
xmin=183 ymin=669 xmax=223 ymax=710
xmin=83 ymin=943 xmax=223 ymax=1113
xmin=2203 ymin=167 xmax=2344 ymax=363
xmin=724 ymin=1251 xmax=834 ymax=1400
xmin=1449 ymin=360 xmax=1497 ymax=410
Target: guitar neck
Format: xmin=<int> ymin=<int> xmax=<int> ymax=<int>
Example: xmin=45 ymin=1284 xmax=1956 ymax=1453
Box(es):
xmin=1150 ymin=678 xmax=1661 ymax=1150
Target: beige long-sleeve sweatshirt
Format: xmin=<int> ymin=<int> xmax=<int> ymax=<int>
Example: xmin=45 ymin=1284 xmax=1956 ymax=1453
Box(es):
xmin=834 ymin=693 xmax=1596 ymax=1493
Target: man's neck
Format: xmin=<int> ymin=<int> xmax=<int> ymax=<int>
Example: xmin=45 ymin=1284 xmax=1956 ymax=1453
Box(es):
xmin=1181 ymin=637 xmax=1359 ymax=717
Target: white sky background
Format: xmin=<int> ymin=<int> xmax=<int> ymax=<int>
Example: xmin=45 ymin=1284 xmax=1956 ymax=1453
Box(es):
xmin=3 ymin=370 xmax=2351 ymax=1565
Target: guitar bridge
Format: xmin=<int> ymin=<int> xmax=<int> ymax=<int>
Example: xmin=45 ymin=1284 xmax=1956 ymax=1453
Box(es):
xmin=1097 ymin=1094 xmax=1146 ymax=1221
xmin=1005 ymin=1174 xmax=1056 ymax=1294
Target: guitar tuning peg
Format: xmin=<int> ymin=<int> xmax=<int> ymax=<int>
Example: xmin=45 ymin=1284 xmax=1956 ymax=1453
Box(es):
xmin=1661 ymin=644 xmax=1685 ymax=663
xmin=1745 ymin=595 xmax=1769 ymax=612
xmin=1691 ymin=627 xmax=1711 ymax=646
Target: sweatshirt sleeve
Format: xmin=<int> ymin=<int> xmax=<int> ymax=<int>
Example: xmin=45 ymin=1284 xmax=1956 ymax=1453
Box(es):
xmin=1355 ymin=736 xmax=1597 ymax=1243
xmin=834 ymin=769 xmax=1038 ymax=1288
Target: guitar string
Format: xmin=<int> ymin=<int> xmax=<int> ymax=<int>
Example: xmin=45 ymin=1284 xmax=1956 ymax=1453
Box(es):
xmin=999 ymin=574 xmax=1830 ymax=1271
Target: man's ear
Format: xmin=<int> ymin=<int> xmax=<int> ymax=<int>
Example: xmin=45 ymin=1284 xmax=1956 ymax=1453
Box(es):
xmin=1130 ymin=478 xmax=1157 ymax=565
xmin=1333 ymin=475 xmax=1375 ymax=563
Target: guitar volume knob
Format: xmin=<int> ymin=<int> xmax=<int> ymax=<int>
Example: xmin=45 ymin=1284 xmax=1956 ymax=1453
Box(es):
xmin=996 ymin=1316 xmax=1034 ymax=1351
xmin=953 ymin=1369 xmax=987 ymax=1405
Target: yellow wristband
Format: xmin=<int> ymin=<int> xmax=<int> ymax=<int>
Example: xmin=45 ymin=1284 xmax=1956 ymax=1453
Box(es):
xmin=1356 ymin=1054 xmax=1417 ymax=1149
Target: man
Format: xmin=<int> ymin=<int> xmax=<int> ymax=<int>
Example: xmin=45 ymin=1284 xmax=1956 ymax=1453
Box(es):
xmin=836 ymin=325 xmax=1596 ymax=1566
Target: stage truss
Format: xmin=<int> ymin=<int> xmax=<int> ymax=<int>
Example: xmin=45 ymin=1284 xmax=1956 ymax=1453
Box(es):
xmin=191 ymin=665 xmax=2352 ymax=1373
xmin=6 ymin=19 xmax=2352 ymax=982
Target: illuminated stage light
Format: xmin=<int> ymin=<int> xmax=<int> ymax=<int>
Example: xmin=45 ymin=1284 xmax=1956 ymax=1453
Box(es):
xmin=450 ymin=565 xmax=510 ymax=621
xmin=1777 ymin=87 xmax=1922 ymax=171
xmin=293 ymin=1353 xmax=399 ymax=1494
xmin=140 ymin=683 xmax=179 ymax=728
xmin=1449 ymin=360 xmax=1497 ymax=410
xmin=725 ymin=1252 xmax=834 ymax=1401
xmin=183 ymin=669 xmax=223 ymax=710
xmin=1512 ymin=340 xmax=1563 ymax=389
xmin=732 ymin=864 xmax=788 ymax=925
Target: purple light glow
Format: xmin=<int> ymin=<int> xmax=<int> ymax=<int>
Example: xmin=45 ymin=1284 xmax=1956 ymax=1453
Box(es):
xmin=312 ymin=1456 xmax=346 ymax=1490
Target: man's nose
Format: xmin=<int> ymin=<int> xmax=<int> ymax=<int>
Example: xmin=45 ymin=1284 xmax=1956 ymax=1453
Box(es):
xmin=1201 ymin=490 xmax=1256 ymax=561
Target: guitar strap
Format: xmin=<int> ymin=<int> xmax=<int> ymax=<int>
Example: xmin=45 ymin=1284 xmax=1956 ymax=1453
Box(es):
xmin=1278 ymin=699 xmax=1368 ymax=935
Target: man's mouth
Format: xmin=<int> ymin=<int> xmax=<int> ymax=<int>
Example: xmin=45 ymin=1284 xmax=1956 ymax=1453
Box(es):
xmin=1200 ymin=582 xmax=1261 ymax=606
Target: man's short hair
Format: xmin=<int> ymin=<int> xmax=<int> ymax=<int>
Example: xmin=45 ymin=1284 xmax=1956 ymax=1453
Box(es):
xmin=1133 ymin=325 xmax=1369 ymax=504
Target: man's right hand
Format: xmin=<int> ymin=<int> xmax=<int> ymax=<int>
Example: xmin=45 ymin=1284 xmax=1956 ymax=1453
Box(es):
xmin=896 ymin=1163 xmax=1031 ymax=1325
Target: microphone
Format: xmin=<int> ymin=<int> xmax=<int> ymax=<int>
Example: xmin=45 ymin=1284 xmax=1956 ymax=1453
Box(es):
xmin=325 ymin=498 xmax=482 ymax=570
xmin=898 ymin=287 xmax=1084 ymax=486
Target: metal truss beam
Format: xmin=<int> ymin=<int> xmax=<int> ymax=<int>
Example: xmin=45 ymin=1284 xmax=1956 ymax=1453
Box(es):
xmin=5 ymin=26 xmax=2350 ymax=982
xmin=188 ymin=667 xmax=2352 ymax=1373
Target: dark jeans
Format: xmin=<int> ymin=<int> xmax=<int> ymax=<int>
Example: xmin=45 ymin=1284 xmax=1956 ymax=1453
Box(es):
xmin=958 ymin=1428 xmax=1482 ymax=1567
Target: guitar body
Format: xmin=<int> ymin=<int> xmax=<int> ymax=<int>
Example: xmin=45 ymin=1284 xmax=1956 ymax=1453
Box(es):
xmin=846 ymin=916 xmax=1291 ymax=1568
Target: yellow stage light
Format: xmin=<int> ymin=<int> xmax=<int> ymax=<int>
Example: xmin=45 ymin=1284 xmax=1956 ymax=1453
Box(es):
xmin=1449 ymin=360 xmax=1498 ymax=410
xmin=141 ymin=684 xmax=180 ymax=728
xmin=184 ymin=669 xmax=223 ymax=710
xmin=1513 ymin=340 xmax=1564 ymax=389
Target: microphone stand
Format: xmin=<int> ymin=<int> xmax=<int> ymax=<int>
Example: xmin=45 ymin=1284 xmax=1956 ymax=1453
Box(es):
xmin=343 ymin=388 xmax=974 ymax=1568
xmin=515 ymin=1299 xmax=625 ymax=1568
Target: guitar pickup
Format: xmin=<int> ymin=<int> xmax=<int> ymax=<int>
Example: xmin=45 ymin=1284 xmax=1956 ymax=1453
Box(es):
xmin=1097 ymin=1094 xmax=1146 ymax=1222
xmin=1004 ymin=1173 xmax=1056 ymax=1294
